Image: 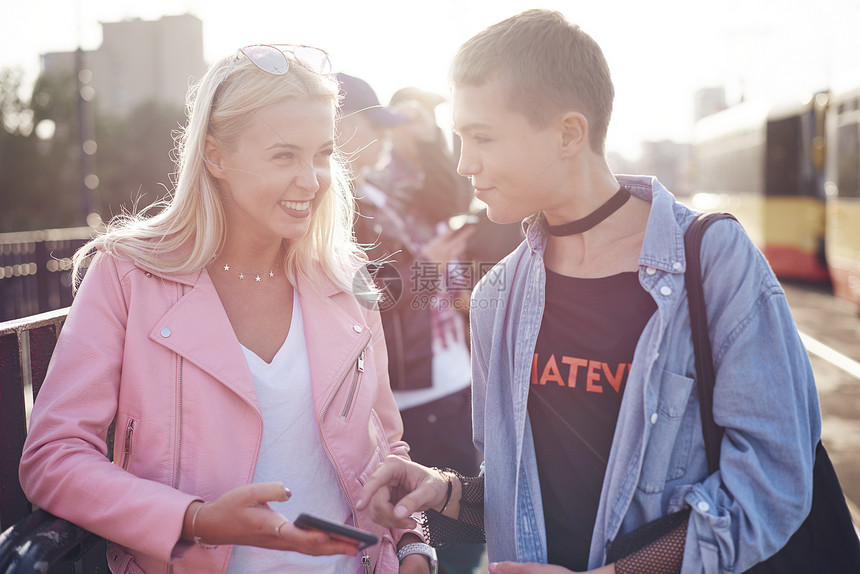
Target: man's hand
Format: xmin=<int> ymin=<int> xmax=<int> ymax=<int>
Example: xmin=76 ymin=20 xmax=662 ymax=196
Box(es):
xmin=356 ymin=455 xmax=454 ymax=529
xmin=420 ymin=225 xmax=475 ymax=267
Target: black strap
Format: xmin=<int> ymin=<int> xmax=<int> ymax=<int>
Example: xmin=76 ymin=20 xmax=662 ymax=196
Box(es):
xmin=683 ymin=212 xmax=737 ymax=475
xmin=546 ymin=186 xmax=631 ymax=236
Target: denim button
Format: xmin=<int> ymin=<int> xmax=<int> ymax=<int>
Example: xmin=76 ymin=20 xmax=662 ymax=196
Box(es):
xmin=160 ymin=327 xmax=171 ymax=338
xmin=650 ymin=413 xmax=658 ymax=424
xmin=645 ymin=266 xmax=657 ymax=275
xmin=660 ymin=286 xmax=672 ymax=296
xmin=697 ymin=501 xmax=710 ymax=512
xmin=353 ymin=325 xmax=363 ymax=333
xmin=672 ymin=261 xmax=682 ymax=270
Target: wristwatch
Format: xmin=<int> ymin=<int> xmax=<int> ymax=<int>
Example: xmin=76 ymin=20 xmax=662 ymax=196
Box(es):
xmin=397 ymin=542 xmax=438 ymax=574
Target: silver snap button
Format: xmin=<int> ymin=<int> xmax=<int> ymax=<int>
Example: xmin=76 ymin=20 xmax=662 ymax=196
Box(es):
xmin=353 ymin=325 xmax=363 ymax=333
xmin=697 ymin=501 xmax=710 ymax=512
xmin=645 ymin=266 xmax=657 ymax=275
xmin=145 ymin=271 xmax=152 ymax=278
xmin=672 ymin=261 xmax=682 ymax=270
xmin=650 ymin=413 xmax=658 ymax=424
xmin=660 ymin=286 xmax=672 ymax=296
xmin=160 ymin=327 xmax=171 ymax=337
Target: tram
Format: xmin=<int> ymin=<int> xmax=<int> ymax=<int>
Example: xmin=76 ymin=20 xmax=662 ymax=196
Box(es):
xmin=690 ymin=94 xmax=830 ymax=283
xmin=825 ymin=81 xmax=860 ymax=310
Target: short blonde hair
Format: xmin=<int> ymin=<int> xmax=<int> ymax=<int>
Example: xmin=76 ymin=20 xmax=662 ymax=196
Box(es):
xmin=451 ymin=9 xmax=614 ymax=153
xmin=73 ymin=47 xmax=360 ymax=292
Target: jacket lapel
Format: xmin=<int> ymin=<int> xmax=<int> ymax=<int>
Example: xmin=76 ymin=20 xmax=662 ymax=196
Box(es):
xmin=149 ymin=269 xmax=260 ymax=412
xmin=298 ymin=272 xmax=371 ymax=419
xmin=145 ymin=266 xmax=372 ymax=417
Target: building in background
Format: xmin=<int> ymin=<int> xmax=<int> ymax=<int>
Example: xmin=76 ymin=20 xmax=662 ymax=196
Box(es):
xmin=638 ymin=140 xmax=692 ymax=197
xmin=41 ymin=13 xmax=206 ymax=118
xmin=694 ymin=86 xmax=728 ymax=123
xmin=0 ymin=14 xmax=208 ymax=321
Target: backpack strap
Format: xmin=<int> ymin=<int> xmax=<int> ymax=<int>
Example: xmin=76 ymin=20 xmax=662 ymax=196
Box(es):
xmin=683 ymin=212 xmax=737 ymax=475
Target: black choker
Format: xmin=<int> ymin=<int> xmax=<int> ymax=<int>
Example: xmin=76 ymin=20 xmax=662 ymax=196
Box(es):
xmin=546 ymin=186 xmax=631 ymax=236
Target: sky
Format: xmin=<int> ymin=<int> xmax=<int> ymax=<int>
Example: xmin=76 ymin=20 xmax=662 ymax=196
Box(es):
xmin=3 ymin=0 xmax=860 ymax=159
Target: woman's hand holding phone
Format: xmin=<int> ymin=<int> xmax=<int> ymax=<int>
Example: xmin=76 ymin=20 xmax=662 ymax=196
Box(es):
xmin=182 ymin=482 xmax=360 ymax=556
xmin=293 ymin=513 xmax=377 ymax=550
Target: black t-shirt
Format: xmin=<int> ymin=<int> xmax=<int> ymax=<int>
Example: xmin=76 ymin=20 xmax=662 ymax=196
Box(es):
xmin=528 ymin=268 xmax=657 ymax=570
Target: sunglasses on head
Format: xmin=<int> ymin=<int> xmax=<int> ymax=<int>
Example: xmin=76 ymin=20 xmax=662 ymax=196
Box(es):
xmin=218 ymin=44 xmax=332 ymax=87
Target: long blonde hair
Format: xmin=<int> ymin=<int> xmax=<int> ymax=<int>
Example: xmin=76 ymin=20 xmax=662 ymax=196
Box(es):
xmin=73 ymin=47 xmax=360 ymax=292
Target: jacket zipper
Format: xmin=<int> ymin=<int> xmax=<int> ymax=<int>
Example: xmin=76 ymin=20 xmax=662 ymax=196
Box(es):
xmin=169 ymin=284 xmax=186 ymax=574
xmin=392 ymin=313 xmax=407 ymax=388
xmin=319 ymin=338 xmax=371 ymax=570
xmin=121 ymin=419 xmax=135 ymax=470
xmin=173 ymin=283 xmax=186 ymax=490
xmin=340 ymin=349 xmax=366 ymax=421
xmin=174 ymin=355 xmax=184 ymax=488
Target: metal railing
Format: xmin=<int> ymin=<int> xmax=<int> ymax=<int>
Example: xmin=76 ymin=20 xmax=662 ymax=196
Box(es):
xmin=0 ymin=228 xmax=93 ymax=322
xmin=0 ymin=308 xmax=68 ymax=530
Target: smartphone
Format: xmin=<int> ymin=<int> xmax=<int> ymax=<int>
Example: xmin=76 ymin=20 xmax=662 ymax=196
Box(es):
xmin=293 ymin=513 xmax=378 ymax=550
xmin=448 ymin=214 xmax=480 ymax=235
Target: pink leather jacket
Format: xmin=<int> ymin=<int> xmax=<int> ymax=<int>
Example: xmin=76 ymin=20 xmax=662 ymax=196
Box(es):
xmin=19 ymin=251 xmax=410 ymax=573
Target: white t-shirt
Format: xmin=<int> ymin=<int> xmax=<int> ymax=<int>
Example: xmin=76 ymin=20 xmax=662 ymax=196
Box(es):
xmin=227 ymin=292 xmax=362 ymax=574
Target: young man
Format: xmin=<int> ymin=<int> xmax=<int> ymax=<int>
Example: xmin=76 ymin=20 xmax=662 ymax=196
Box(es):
xmin=357 ymin=9 xmax=821 ymax=574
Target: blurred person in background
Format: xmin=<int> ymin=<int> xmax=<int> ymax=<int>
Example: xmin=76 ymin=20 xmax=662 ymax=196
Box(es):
xmin=19 ymin=45 xmax=429 ymax=574
xmin=386 ymin=87 xmax=473 ymax=222
xmin=338 ymin=73 xmax=484 ymax=574
xmin=386 ymin=88 xmax=522 ymax=284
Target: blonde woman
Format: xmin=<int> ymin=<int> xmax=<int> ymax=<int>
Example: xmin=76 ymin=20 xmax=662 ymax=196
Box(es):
xmin=20 ymin=45 xmax=428 ymax=573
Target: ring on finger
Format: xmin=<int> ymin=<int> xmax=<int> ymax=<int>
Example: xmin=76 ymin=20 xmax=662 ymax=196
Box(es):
xmin=275 ymin=520 xmax=288 ymax=537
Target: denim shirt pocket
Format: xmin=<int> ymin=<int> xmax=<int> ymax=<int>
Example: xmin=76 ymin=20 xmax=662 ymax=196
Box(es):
xmin=638 ymin=370 xmax=695 ymax=494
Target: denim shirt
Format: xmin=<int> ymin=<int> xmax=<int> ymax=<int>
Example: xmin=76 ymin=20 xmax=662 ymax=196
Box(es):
xmin=469 ymin=175 xmax=821 ymax=573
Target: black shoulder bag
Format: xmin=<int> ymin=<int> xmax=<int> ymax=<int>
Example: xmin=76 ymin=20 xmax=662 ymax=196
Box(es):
xmin=607 ymin=212 xmax=860 ymax=572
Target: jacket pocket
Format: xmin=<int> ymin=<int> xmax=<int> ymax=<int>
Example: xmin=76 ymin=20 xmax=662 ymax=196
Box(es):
xmin=358 ymin=410 xmax=392 ymax=485
xmin=340 ymin=349 xmax=366 ymax=423
xmin=120 ymin=417 xmax=138 ymax=471
xmin=638 ymin=371 xmax=695 ymax=493
xmin=372 ymin=531 xmax=399 ymax=573
xmin=106 ymin=542 xmax=146 ymax=574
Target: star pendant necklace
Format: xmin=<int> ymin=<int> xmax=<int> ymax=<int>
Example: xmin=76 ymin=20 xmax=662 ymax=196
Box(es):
xmin=217 ymin=255 xmax=280 ymax=283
